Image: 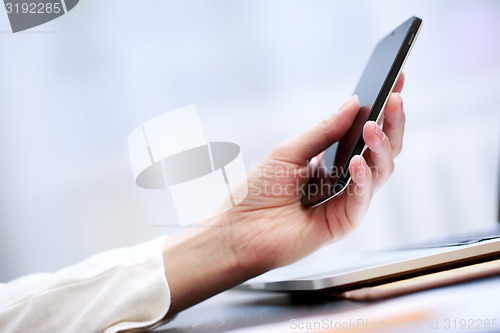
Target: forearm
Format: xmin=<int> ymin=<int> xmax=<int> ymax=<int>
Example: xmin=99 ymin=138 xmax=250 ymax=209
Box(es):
xmin=162 ymin=214 xmax=255 ymax=314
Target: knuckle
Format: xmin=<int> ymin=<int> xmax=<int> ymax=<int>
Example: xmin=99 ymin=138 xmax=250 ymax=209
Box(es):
xmin=375 ymin=159 xmax=394 ymax=180
xmin=272 ymin=140 xmax=291 ymax=157
xmin=388 ymin=160 xmax=395 ymax=175
xmin=319 ymin=118 xmax=335 ymax=143
xmin=392 ymin=144 xmax=403 ymax=158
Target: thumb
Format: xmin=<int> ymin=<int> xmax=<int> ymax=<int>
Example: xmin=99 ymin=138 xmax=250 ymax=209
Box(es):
xmin=270 ymin=95 xmax=360 ymax=166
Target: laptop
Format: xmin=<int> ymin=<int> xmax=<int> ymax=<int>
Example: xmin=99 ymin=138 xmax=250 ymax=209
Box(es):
xmin=239 ymin=17 xmax=500 ymax=294
xmin=240 ymin=234 xmax=500 ymax=293
xmin=239 ymin=174 xmax=500 ymax=293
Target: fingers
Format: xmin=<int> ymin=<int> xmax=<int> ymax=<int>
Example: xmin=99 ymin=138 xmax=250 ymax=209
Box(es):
xmin=393 ymin=72 xmax=405 ymax=94
xmin=270 ymin=95 xmax=360 ymax=166
xmin=381 ymin=92 xmax=405 ymax=157
xmin=363 ymin=121 xmax=394 ymax=191
xmin=325 ymin=155 xmax=373 ymax=239
xmin=347 ymin=155 xmax=373 ymax=211
xmin=270 ymin=72 xmax=404 ymax=168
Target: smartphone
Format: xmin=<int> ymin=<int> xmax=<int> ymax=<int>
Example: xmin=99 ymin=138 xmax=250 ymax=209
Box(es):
xmin=301 ymin=16 xmax=422 ymax=207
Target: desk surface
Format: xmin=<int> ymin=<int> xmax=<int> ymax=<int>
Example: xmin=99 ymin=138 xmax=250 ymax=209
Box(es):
xmin=157 ymin=275 xmax=500 ymax=332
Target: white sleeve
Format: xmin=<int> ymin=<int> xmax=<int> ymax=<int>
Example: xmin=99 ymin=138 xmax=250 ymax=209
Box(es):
xmin=0 ymin=237 xmax=171 ymax=333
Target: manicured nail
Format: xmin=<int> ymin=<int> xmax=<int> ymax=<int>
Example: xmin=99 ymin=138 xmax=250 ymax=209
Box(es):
xmin=361 ymin=156 xmax=368 ymax=172
xmin=387 ymin=93 xmax=403 ymax=127
xmin=310 ymin=156 xmax=318 ymax=167
xmin=394 ymin=93 xmax=403 ymax=125
xmin=338 ymin=95 xmax=359 ymax=113
xmin=395 ymin=92 xmax=403 ymax=110
xmin=374 ymin=122 xmax=384 ymax=139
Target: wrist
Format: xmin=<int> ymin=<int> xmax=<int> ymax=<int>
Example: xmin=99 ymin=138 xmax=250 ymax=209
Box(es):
xmin=217 ymin=210 xmax=275 ymax=278
xmin=162 ymin=214 xmax=251 ymax=314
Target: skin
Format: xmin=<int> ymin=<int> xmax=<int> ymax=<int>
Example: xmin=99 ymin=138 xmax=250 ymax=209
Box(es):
xmin=163 ymin=74 xmax=406 ymax=314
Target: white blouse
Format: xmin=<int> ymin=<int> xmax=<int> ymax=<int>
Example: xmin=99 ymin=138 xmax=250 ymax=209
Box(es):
xmin=0 ymin=237 xmax=171 ymax=332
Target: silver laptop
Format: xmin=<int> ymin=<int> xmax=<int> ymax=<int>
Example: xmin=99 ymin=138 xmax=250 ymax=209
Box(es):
xmin=239 ymin=17 xmax=500 ymax=293
xmin=240 ymin=232 xmax=500 ymax=292
xmin=240 ymin=165 xmax=500 ymax=292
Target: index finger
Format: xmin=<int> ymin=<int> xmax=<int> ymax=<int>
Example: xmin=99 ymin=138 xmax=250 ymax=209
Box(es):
xmin=270 ymin=95 xmax=360 ymax=166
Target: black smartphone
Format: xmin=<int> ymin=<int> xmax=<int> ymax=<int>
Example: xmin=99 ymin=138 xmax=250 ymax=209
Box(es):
xmin=302 ymin=16 xmax=422 ymax=207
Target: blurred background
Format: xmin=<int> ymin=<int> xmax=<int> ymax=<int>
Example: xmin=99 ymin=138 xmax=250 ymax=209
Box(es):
xmin=1 ymin=0 xmax=499 ymax=282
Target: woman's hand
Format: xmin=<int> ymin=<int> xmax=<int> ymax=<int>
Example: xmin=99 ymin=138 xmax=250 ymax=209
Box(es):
xmin=163 ymin=74 xmax=406 ymax=314
xmin=226 ymin=74 xmax=406 ymax=273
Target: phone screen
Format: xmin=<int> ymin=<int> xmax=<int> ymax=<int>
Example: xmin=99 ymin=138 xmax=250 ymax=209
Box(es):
xmin=302 ymin=16 xmax=422 ymax=207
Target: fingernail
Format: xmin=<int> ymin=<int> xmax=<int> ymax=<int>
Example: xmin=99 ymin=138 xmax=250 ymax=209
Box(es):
xmin=310 ymin=156 xmax=318 ymax=167
xmin=391 ymin=93 xmax=403 ymax=126
xmin=361 ymin=156 xmax=368 ymax=172
xmin=374 ymin=122 xmax=384 ymax=139
xmin=397 ymin=94 xmax=404 ymax=123
xmin=396 ymin=92 xmax=403 ymax=110
xmin=338 ymin=95 xmax=359 ymax=113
